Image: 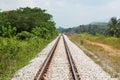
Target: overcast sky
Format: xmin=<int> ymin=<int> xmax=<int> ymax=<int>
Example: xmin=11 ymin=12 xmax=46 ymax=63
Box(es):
xmin=0 ymin=0 xmax=120 ymax=28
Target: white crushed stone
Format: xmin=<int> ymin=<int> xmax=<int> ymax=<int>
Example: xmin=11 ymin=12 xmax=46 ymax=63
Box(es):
xmin=12 ymin=34 xmax=118 ymax=80
xmin=63 ymin=35 xmax=118 ymax=80
xmin=44 ymin=36 xmax=72 ymax=80
xmin=12 ymin=36 xmax=59 ymax=80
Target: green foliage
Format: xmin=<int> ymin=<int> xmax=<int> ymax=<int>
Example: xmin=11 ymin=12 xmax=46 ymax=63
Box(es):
xmin=0 ymin=7 xmax=58 ymax=38
xmin=1 ymin=24 xmax=16 ymax=37
xmin=58 ymin=22 xmax=108 ymax=35
xmin=32 ymin=26 xmax=58 ymax=39
xmin=58 ymin=17 xmax=120 ymax=38
xmin=32 ymin=27 xmax=41 ymax=36
xmin=16 ymin=31 xmax=33 ymax=40
xmin=108 ymin=17 xmax=120 ymax=37
xmin=32 ymin=27 xmax=49 ymax=39
xmin=78 ymin=33 xmax=120 ymax=49
xmin=69 ymin=34 xmax=120 ymax=78
xmin=0 ymin=37 xmax=52 ymax=80
xmin=0 ymin=7 xmax=58 ymax=80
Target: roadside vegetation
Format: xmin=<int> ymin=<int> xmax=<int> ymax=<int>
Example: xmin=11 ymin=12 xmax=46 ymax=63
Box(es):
xmin=75 ymin=33 xmax=120 ymax=49
xmin=0 ymin=7 xmax=58 ymax=80
xmin=67 ymin=17 xmax=120 ymax=79
xmin=58 ymin=17 xmax=120 ymax=38
xmin=69 ymin=33 xmax=120 ymax=79
xmin=66 ymin=17 xmax=120 ymax=79
xmin=0 ymin=37 xmax=52 ymax=80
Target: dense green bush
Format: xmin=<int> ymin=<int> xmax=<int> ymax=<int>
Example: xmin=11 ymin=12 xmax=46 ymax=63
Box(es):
xmin=16 ymin=31 xmax=33 ymax=40
xmin=0 ymin=7 xmax=58 ymax=38
xmin=0 ymin=37 xmax=52 ymax=80
xmin=0 ymin=7 xmax=58 ymax=80
xmin=1 ymin=25 xmax=16 ymax=37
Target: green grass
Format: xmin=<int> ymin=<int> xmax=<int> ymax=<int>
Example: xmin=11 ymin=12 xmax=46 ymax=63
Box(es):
xmin=77 ymin=33 xmax=120 ymax=49
xmin=69 ymin=33 xmax=120 ymax=79
xmin=0 ymin=37 xmax=53 ymax=80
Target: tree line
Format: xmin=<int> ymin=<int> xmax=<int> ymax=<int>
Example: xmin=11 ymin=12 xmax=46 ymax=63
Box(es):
xmin=0 ymin=7 xmax=58 ymax=40
xmin=58 ymin=17 xmax=120 ymax=38
xmin=58 ymin=22 xmax=108 ymax=35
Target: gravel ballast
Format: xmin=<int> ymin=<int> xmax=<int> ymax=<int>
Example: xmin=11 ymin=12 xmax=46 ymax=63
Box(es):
xmin=43 ymin=36 xmax=72 ymax=80
xmin=64 ymin=35 xmax=118 ymax=80
xmin=12 ymin=37 xmax=59 ymax=80
xmin=12 ymin=35 xmax=118 ymax=80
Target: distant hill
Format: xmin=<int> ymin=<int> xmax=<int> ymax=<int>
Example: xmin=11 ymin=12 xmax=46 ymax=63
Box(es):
xmin=57 ymin=22 xmax=108 ymax=35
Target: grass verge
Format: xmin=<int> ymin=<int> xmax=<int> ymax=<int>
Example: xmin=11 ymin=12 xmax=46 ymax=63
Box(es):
xmin=0 ymin=37 xmax=53 ymax=80
xmin=69 ymin=33 xmax=120 ymax=79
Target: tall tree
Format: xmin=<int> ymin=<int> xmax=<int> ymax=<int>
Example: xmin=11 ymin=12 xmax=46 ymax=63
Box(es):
xmin=0 ymin=7 xmax=58 ymax=38
xmin=108 ymin=17 xmax=120 ymax=37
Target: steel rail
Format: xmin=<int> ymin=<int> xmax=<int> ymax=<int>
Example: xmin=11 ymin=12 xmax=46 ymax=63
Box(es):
xmin=34 ymin=35 xmax=61 ymax=80
xmin=34 ymin=34 xmax=80 ymax=80
xmin=63 ymin=35 xmax=80 ymax=80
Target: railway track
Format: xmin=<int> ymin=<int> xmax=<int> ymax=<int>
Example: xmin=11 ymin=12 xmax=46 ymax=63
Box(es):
xmin=34 ymin=34 xmax=80 ymax=80
xmin=12 ymin=34 xmax=115 ymax=80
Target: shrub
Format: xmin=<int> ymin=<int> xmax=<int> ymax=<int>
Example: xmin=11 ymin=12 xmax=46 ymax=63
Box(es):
xmin=0 ymin=37 xmax=52 ymax=79
xmin=16 ymin=31 xmax=33 ymax=40
xmin=1 ymin=25 xmax=16 ymax=38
